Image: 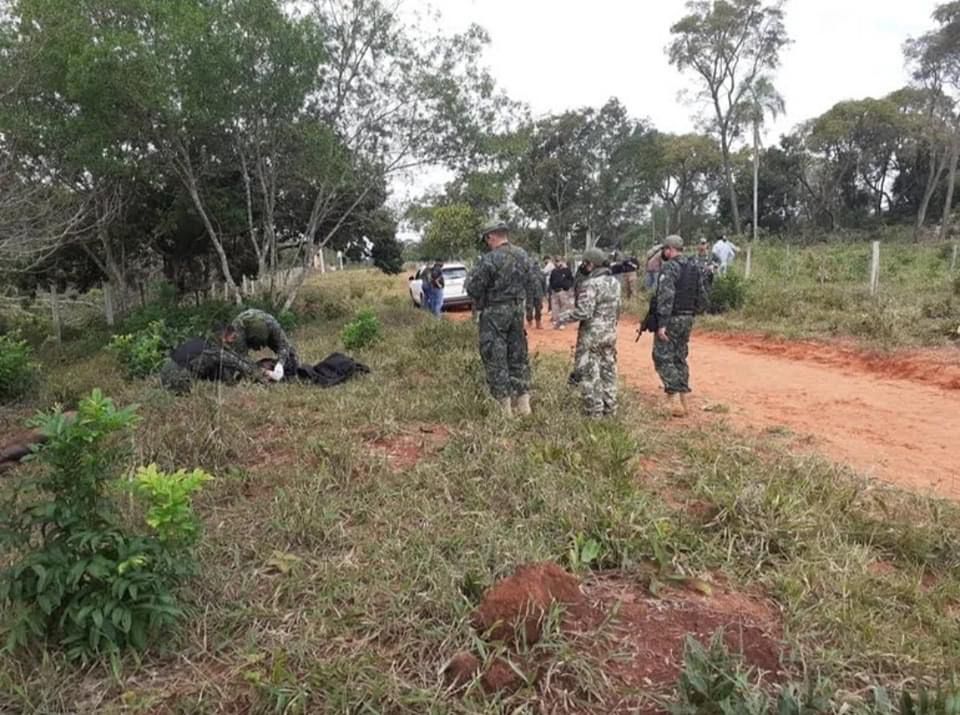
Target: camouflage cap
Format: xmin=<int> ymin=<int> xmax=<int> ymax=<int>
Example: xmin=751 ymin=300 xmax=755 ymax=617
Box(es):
xmin=664 ymin=235 xmax=684 ymax=250
xmin=481 ymin=220 xmax=510 ymax=239
xmin=582 ymin=248 xmax=608 ymax=265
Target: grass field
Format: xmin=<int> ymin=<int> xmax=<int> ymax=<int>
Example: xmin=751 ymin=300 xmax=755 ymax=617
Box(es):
xmin=1 ymin=270 xmax=959 ymax=713
xmin=696 ymin=237 xmax=960 ymax=348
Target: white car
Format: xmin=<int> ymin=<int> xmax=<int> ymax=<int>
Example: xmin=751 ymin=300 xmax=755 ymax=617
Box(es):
xmin=408 ymin=262 xmax=472 ymax=310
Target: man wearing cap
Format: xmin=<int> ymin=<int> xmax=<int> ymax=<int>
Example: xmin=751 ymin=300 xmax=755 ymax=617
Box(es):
xmin=652 ymin=235 xmax=707 ymax=417
xmin=556 ymin=248 xmax=622 ymax=418
xmin=230 ymin=308 xmax=299 ymax=376
xmin=466 ymin=221 xmax=541 ymax=417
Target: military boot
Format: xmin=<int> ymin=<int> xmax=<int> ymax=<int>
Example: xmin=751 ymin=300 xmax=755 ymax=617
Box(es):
xmin=515 ymin=393 xmax=532 ymax=416
xmin=667 ymin=393 xmax=685 ymax=418
xmin=498 ymin=397 xmax=514 ymax=418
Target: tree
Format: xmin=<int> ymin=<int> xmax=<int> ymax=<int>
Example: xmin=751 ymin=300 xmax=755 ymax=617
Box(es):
xmin=668 ymin=0 xmax=789 ymax=236
xmin=742 ymin=77 xmax=785 ymax=241
xmin=420 ymin=205 xmax=482 ymax=261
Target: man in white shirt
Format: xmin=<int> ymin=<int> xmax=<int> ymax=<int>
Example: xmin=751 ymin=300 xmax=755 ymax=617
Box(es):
xmin=711 ymin=235 xmax=740 ymax=275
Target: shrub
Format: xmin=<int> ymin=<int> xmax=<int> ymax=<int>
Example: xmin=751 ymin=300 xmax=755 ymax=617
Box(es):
xmin=108 ymin=320 xmax=177 ymax=378
xmin=0 ymin=390 xmax=211 ymax=661
xmin=341 ymin=309 xmax=383 ymax=350
xmin=0 ymin=333 xmax=39 ymax=402
xmin=708 ymin=273 xmax=747 ymax=314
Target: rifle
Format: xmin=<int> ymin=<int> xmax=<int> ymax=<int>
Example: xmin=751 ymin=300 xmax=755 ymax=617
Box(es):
xmin=636 ymin=294 xmax=659 ymax=341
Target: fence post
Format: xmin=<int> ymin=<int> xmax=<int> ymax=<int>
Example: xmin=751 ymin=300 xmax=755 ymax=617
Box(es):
xmin=337 ymin=251 xmax=344 ymax=271
xmin=744 ymin=245 xmax=753 ymax=280
xmin=103 ymin=282 xmax=115 ymax=327
xmin=50 ymin=284 xmax=62 ymax=343
xmin=870 ymin=241 xmax=881 ymax=295
xmin=952 ymin=242 xmax=959 ymax=273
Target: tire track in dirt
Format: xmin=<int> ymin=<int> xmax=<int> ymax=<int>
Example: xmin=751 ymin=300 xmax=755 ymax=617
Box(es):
xmin=526 ymin=324 xmax=960 ymax=501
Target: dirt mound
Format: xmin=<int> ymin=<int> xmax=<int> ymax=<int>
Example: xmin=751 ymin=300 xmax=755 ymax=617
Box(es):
xmin=472 ymin=562 xmax=584 ymax=646
xmin=574 ymin=573 xmax=784 ymax=692
xmin=363 ymin=423 xmax=450 ymax=472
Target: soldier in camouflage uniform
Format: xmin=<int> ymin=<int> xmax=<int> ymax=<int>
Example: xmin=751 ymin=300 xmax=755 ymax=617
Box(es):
xmin=465 ymin=221 xmax=541 ymax=417
xmin=693 ymin=237 xmax=719 ymax=291
xmin=652 ymin=235 xmax=707 ymax=417
xmin=159 ymin=330 xmax=267 ymax=394
xmin=556 ymin=248 xmax=622 ymax=418
xmin=230 ymin=308 xmax=299 ymax=375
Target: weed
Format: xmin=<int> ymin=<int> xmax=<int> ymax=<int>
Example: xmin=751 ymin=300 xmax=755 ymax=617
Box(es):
xmin=0 ymin=333 xmax=39 ymax=402
xmin=0 ymin=391 xmax=210 ymax=661
xmin=708 ymin=272 xmax=747 ymax=314
xmin=341 ymin=309 xmax=383 ymax=350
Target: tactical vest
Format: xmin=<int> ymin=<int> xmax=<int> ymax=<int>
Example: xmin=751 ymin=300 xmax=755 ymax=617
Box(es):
xmin=672 ymin=261 xmax=700 ymax=315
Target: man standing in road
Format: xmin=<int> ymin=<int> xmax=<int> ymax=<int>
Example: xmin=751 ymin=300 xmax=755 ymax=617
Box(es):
xmin=644 ymin=243 xmax=664 ymax=290
xmin=466 ymin=221 xmax=540 ymax=417
xmin=652 ymin=235 xmax=707 ymax=417
xmin=548 ymin=258 xmax=575 ymax=329
xmin=711 ymin=234 xmax=740 ymax=275
xmin=555 ymin=248 xmax=622 ymax=418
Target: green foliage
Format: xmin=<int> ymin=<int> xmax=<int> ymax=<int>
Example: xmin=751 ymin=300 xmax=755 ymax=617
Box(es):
xmin=670 ymin=631 xmax=829 ymax=715
xmin=132 ymin=465 xmax=212 ymax=546
xmin=420 ymin=204 xmax=482 ymax=260
xmin=0 ymin=390 xmax=210 ymax=661
xmin=708 ymin=272 xmax=747 ymax=314
xmin=108 ymin=320 xmax=174 ymax=379
xmin=0 ymin=333 xmax=39 ymax=402
xmin=341 ymin=310 xmax=383 ymax=350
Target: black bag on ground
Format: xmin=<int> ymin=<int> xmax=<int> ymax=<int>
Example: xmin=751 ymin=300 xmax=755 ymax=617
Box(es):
xmin=296 ymin=352 xmax=370 ymax=387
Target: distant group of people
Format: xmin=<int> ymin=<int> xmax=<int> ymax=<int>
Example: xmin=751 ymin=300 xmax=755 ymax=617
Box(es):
xmin=465 ymin=221 xmax=713 ymax=420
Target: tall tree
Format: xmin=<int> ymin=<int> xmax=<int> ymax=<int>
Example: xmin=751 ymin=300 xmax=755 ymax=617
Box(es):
xmin=668 ymin=0 xmax=789 ymax=236
xmin=742 ymin=77 xmax=785 ymax=241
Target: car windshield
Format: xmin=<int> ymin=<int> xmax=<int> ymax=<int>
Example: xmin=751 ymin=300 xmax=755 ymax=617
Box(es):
xmin=443 ymin=267 xmax=467 ymax=280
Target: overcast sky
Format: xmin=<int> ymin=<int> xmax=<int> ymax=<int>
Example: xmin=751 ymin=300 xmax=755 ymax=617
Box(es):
xmin=395 ymin=0 xmax=942 ymax=230
xmin=433 ymin=0 xmax=939 ymax=137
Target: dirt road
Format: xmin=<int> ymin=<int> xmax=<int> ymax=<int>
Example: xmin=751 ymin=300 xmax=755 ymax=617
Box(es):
xmin=526 ymin=324 xmax=960 ymax=500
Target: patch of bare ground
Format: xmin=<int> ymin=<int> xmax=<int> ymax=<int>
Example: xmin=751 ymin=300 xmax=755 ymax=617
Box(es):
xmin=362 ymin=423 xmax=450 ymax=472
xmin=448 ymin=563 xmax=784 ymax=712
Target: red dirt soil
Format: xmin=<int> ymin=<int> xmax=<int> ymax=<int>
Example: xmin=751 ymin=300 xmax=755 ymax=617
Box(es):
xmin=362 ymin=423 xmax=450 ymax=472
xmin=525 ymin=324 xmax=960 ymax=501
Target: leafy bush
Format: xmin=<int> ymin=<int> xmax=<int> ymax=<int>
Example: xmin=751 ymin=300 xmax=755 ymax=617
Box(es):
xmin=0 ymin=333 xmax=39 ymax=402
xmin=0 ymin=390 xmax=211 ymax=661
xmin=341 ymin=309 xmax=383 ymax=350
xmin=707 ymin=273 xmax=747 ymax=314
xmin=108 ymin=320 xmax=178 ymax=378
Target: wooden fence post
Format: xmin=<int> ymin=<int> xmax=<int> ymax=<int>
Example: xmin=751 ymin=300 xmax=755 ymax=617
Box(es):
xmin=744 ymin=245 xmax=753 ymax=279
xmin=50 ymin=284 xmax=62 ymax=343
xmin=870 ymin=241 xmax=881 ymax=295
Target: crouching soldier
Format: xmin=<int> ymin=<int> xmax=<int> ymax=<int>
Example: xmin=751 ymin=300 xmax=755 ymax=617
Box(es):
xmin=230 ymin=308 xmax=299 ymax=376
xmin=159 ymin=325 xmax=268 ymax=394
xmin=556 ymin=248 xmax=622 ymax=418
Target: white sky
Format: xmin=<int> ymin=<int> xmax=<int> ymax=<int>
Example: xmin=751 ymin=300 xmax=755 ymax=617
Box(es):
xmin=433 ymin=0 xmax=939 ymax=138
xmin=395 ymin=0 xmax=941 ymax=232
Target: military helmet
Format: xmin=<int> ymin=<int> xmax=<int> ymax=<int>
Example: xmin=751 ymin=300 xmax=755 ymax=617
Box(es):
xmin=663 ymin=235 xmax=684 ymax=250
xmin=582 ymin=247 xmax=608 ymax=265
xmin=481 ymin=220 xmax=510 ymax=239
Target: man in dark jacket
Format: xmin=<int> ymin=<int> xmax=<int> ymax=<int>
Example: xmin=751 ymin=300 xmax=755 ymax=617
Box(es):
xmin=427 ymin=260 xmax=445 ymax=316
xmin=159 ymin=326 xmax=268 ymax=394
xmin=548 ymin=258 xmax=575 ymax=329
xmin=651 ymin=235 xmax=707 ymax=417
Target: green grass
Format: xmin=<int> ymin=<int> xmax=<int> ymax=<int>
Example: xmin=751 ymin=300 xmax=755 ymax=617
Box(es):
xmin=1 ymin=270 xmax=959 ymax=713
xmin=698 ymin=237 xmax=960 ymax=348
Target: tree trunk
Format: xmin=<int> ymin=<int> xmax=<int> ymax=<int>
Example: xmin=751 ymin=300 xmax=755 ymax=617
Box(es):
xmin=50 ymin=284 xmax=62 ymax=343
xmin=939 ymin=135 xmax=960 ymax=242
xmin=915 ymin=148 xmax=948 ymax=242
xmin=721 ymin=135 xmax=742 ymax=235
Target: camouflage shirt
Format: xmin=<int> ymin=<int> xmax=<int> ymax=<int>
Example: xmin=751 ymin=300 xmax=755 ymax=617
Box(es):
xmin=466 ymin=243 xmax=540 ymax=310
xmin=656 ymin=256 xmax=707 ymax=320
xmin=559 ymin=267 xmax=621 ymax=347
xmin=231 ymin=309 xmax=294 ymax=365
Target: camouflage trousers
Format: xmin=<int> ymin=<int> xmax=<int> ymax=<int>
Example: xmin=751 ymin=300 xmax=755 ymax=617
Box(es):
xmin=478 ymin=303 xmax=531 ymax=399
xmin=575 ymin=341 xmax=617 ymax=417
xmin=652 ymin=315 xmax=694 ymax=394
